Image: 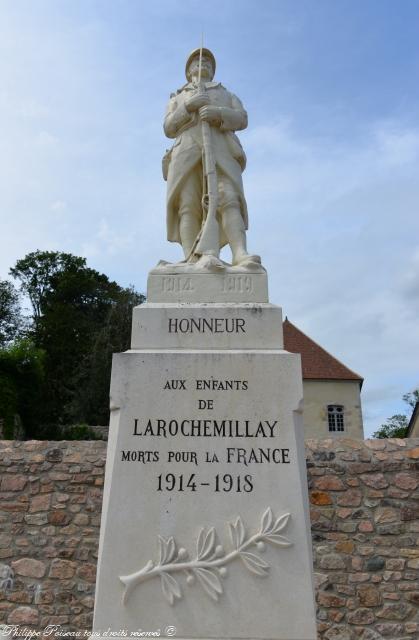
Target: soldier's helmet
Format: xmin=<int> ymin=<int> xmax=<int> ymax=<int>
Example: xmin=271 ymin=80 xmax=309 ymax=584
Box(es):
xmin=185 ymin=47 xmax=216 ymax=81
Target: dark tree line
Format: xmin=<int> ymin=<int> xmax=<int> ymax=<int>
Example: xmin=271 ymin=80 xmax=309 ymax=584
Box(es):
xmin=0 ymin=250 xmax=144 ymax=439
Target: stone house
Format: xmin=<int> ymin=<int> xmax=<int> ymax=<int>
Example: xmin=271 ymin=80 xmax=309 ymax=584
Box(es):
xmin=283 ymin=319 xmax=364 ymax=439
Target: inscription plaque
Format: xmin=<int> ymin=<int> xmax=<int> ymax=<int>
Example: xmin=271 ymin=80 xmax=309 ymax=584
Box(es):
xmin=147 ymin=272 xmax=269 ymax=304
xmin=93 ymin=306 xmax=317 ymax=639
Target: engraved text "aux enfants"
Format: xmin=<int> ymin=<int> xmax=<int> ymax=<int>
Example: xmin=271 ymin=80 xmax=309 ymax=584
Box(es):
xmin=168 ymin=317 xmax=246 ymax=334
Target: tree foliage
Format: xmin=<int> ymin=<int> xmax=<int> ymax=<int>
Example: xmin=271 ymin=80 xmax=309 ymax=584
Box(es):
xmin=372 ymin=414 xmax=409 ymax=439
xmin=1 ymin=250 xmax=145 ymax=438
xmin=372 ymin=388 xmax=419 ymax=439
xmin=10 ymin=251 xmax=86 ymax=322
xmin=403 ymin=389 xmax=419 ymax=409
xmin=0 ymin=340 xmax=45 ymax=438
xmin=0 ymin=279 xmax=23 ymax=347
xmin=73 ymin=286 xmax=145 ymax=424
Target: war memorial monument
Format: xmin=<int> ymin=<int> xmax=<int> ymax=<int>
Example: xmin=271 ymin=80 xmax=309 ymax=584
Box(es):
xmin=93 ymin=47 xmax=317 ymax=640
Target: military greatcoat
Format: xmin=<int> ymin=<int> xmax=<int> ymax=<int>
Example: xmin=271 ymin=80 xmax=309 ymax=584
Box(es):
xmin=163 ymin=81 xmax=249 ymax=248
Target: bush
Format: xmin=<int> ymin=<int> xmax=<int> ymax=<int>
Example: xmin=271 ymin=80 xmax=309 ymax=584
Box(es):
xmin=61 ymin=423 xmax=100 ymax=440
xmin=0 ymin=373 xmax=19 ymax=438
xmin=0 ymin=340 xmax=45 ymax=439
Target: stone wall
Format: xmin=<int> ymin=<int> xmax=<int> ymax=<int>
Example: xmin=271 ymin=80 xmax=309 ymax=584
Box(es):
xmin=0 ymin=438 xmax=418 ymax=639
xmin=306 ymin=438 xmax=419 ymax=640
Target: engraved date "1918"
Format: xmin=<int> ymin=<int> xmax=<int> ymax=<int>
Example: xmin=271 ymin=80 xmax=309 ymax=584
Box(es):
xmin=222 ymin=275 xmax=253 ymax=294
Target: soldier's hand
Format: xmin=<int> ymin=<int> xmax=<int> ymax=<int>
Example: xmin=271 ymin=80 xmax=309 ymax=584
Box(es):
xmin=185 ymin=93 xmax=209 ymax=113
xmin=199 ymin=105 xmax=222 ymax=126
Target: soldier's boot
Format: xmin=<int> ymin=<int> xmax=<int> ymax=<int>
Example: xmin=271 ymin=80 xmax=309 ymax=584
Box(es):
xmin=221 ymin=207 xmax=261 ymax=266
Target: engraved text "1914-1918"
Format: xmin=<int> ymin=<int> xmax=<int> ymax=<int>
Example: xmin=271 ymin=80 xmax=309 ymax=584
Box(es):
xmin=160 ymin=275 xmax=253 ymax=295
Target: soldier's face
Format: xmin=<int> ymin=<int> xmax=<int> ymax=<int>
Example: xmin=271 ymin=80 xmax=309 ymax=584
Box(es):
xmin=188 ymin=55 xmax=214 ymax=80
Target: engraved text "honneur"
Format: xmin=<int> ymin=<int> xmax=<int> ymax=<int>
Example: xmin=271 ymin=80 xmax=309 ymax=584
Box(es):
xmin=168 ymin=317 xmax=246 ymax=334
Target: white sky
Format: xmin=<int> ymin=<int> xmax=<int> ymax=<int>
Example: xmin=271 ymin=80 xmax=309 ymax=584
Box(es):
xmin=1 ymin=1 xmax=418 ymax=436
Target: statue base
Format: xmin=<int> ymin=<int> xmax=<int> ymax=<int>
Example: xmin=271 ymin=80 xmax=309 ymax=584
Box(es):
xmin=93 ymin=299 xmax=317 ymax=640
xmin=148 ymin=262 xmax=269 ymax=303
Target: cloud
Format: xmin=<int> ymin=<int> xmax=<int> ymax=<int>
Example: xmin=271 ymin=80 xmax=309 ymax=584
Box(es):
xmin=0 ymin=1 xmax=418 ymax=439
xmin=244 ymin=118 xmax=419 ymax=210
xmin=50 ymin=200 xmax=67 ymax=212
xmin=373 ymin=121 xmax=419 ymax=168
xmin=238 ymin=116 xmax=419 ymax=436
xmin=36 ymin=131 xmax=59 ymax=148
xmin=400 ymin=247 xmax=419 ymax=301
xmin=82 ymin=218 xmax=137 ymax=259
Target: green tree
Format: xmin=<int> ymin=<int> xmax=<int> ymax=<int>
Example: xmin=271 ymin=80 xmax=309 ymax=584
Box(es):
xmin=0 ymin=279 xmax=23 ymax=346
xmin=10 ymin=250 xmax=145 ymax=431
xmin=372 ymin=414 xmax=409 ymax=439
xmin=0 ymin=340 xmax=45 ymax=438
xmin=10 ymin=250 xmax=85 ymax=322
xmin=35 ymin=259 xmax=122 ymax=424
xmin=403 ymin=389 xmax=419 ymax=409
xmin=373 ymin=388 xmax=418 ymax=438
xmin=74 ymin=286 xmax=145 ymax=424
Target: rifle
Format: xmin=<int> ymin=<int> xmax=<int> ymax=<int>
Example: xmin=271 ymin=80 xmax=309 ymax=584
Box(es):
xmin=189 ymin=43 xmax=219 ymax=260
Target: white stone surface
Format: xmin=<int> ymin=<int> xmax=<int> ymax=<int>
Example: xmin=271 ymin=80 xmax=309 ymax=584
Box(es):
xmin=93 ymin=305 xmax=316 ymax=640
xmin=147 ymin=270 xmax=268 ymax=303
xmin=131 ymin=303 xmax=283 ymax=350
xmin=163 ymin=48 xmax=262 ymax=268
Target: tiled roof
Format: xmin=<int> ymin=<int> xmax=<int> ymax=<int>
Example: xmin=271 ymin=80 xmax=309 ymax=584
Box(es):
xmin=283 ymin=318 xmax=363 ymax=385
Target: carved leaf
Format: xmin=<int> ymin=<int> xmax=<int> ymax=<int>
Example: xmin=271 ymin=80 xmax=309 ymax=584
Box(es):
xmin=260 ymin=507 xmax=273 ymax=534
xmin=158 ymin=536 xmax=167 ymax=564
xmin=166 ymin=537 xmax=177 ymax=563
xmin=229 ymin=521 xmax=239 ymax=549
xmin=230 ymin=516 xmax=246 ymax=549
xmin=265 ymin=534 xmax=292 ymax=547
xmin=196 ymin=528 xmax=204 ymax=559
xmin=240 ymin=552 xmax=270 ymax=576
xmin=198 ymin=527 xmax=216 ymax=560
xmin=273 ymin=513 xmax=291 ymax=534
xmin=161 ymin=571 xmax=181 ymax=605
xmin=235 ymin=517 xmax=245 ymax=546
xmin=120 ymin=508 xmax=294 ymax=606
xmin=158 ymin=536 xmax=177 ymax=565
xmin=195 ymin=568 xmax=223 ymax=601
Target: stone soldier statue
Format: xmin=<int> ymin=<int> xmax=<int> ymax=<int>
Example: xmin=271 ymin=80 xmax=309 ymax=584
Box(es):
xmin=162 ymin=48 xmax=261 ymax=269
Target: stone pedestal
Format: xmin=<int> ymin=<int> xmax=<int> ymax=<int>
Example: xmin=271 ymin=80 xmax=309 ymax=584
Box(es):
xmin=93 ymin=292 xmax=317 ymax=639
xmin=147 ymin=269 xmax=269 ymax=304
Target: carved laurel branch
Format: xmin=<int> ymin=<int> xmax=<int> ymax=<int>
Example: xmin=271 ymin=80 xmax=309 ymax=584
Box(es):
xmin=119 ymin=507 xmax=292 ymax=606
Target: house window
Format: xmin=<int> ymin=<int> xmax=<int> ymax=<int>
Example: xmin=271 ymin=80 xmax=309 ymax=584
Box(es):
xmin=328 ymin=405 xmax=344 ymax=432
